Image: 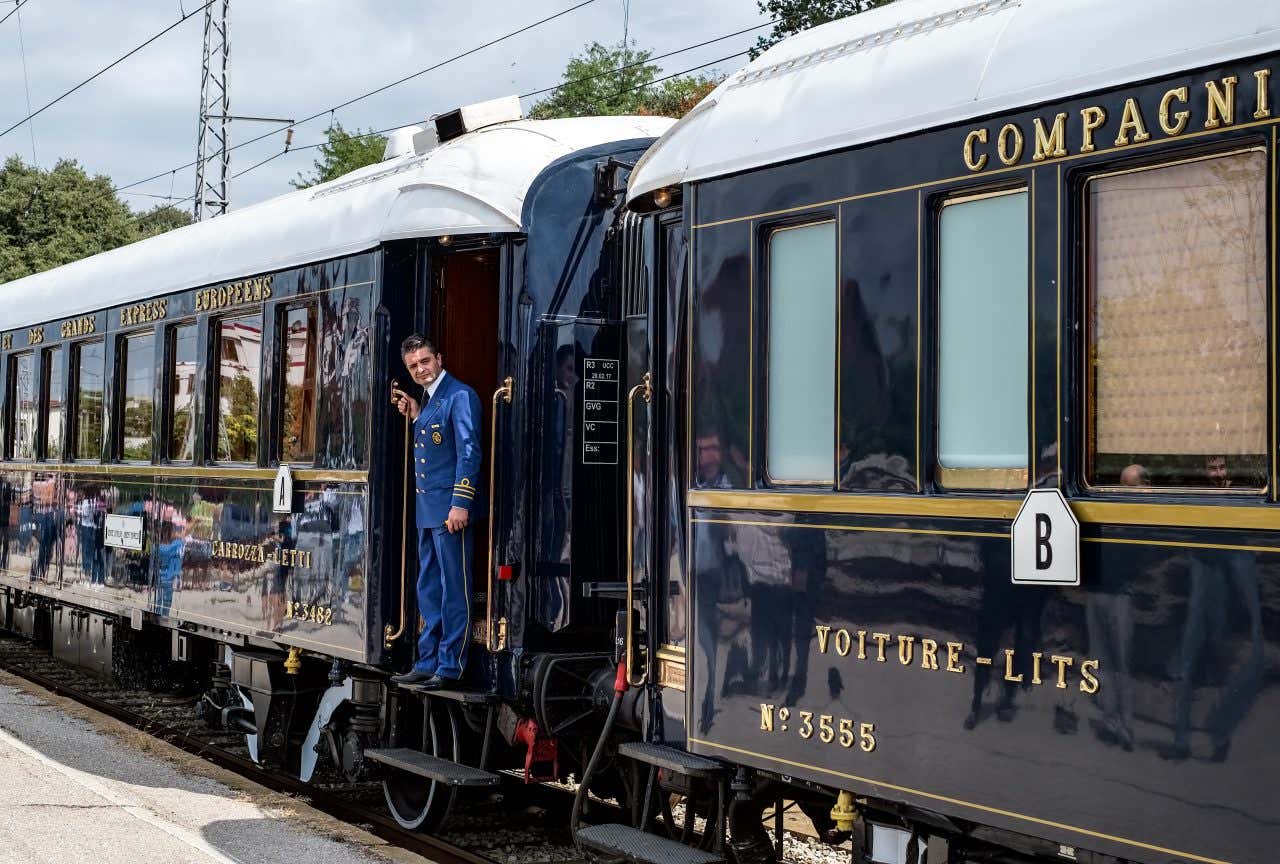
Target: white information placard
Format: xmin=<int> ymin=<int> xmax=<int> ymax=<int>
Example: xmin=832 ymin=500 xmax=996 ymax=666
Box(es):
xmin=103 ymin=514 xmax=144 ymax=551
xmin=1011 ymin=489 xmax=1079 ymax=586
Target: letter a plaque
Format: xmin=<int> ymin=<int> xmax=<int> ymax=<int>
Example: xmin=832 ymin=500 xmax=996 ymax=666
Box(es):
xmin=1011 ymin=489 xmax=1079 ymax=586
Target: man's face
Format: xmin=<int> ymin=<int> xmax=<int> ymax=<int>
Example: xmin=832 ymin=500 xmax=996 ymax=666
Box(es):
xmin=696 ymin=436 xmax=722 ymax=481
xmin=404 ymin=347 xmax=443 ymax=387
xmin=1207 ymin=457 xmax=1229 ymax=488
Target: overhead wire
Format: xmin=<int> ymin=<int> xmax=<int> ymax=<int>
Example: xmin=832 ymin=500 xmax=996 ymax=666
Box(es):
xmin=110 ymin=0 xmax=606 ymax=199
xmin=13 ymin=0 xmax=36 ymax=163
xmin=122 ymin=18 xmax=773 ymax=204
xmin=0 ymin=0 xmax=32 ymax=28
xmin=0 ymin=0 xmax=215 ymax=140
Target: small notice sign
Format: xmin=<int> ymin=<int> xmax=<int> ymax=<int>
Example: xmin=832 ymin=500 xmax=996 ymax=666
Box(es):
xmin=104 ymin=514 xmax=144 ymax=551
xmin=1011 ymin=489 xmax=1080 ymax=586
xmin=582 ymin=358 xmax=619 ymax=465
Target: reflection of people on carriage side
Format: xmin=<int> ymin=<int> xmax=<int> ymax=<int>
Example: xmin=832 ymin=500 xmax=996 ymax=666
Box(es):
xmin=76 ymin=490 xmax=105 ymax=586
xmin=154 ymin=519 xmax=187 ymax=618
xmin=31 ymin=476 xmax=58 ymax=581
xmin=692 ymin=429 xmax=737 ymax=734
xmin=263 ymin=517 xmax=296 ymax=631
xmin=964 ymin=561 xmax=1049 ymax=731
xmin=1084 ymin=463 xmax=1144 ymax=751
xmin=730 ymin=515 xmax=794 ymax=694
xmin=1161 ymin=455 xmax=1264 ymax=762
xmin=339 ymin=497 xmax=365 ymax=612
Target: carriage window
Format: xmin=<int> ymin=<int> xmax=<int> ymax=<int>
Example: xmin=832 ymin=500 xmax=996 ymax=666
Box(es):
xmin=73 ymin=340 xmax=104 ymax=460
xmin=6 ymin=352 xmax=36 ymax=460
xmin=937 ymin=190 xmax=1029 ymax=489
xmin=280 ymin=305 xmax=318 ymax=463
xmin=168 ymin=324 xmax=197 ymax=462
xmin=118 ymin=332 xmax=155 ymax=461
xmin=42 ymin=347 xmax=63 ymax=460
xmin=214 ymin=315 xmax=262 ymax=463
xmin=766 ymin=221 xmax=836 ymax=484
xmin=1087 ymin=150 xmax=1268 ymax=489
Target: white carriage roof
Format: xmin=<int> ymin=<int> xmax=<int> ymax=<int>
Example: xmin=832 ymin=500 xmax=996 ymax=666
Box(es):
xmin=628 ymin=0 xmax=1280 ymax=202
xmin=0 ymin=115 xmax=672 ymax=332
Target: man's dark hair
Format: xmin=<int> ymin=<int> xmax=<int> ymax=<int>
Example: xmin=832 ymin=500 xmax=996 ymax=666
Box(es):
xmin=400 ymin=333 xmax=439 ymax=356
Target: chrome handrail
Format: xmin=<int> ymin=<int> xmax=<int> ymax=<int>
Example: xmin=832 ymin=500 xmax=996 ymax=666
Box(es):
xmin=625 ymin=371 xmax=652 ymax=687
xmin=486 ymin=377 xmax=514 ymax=651
xmin=384 ymin=412 xmax=412 ymax=649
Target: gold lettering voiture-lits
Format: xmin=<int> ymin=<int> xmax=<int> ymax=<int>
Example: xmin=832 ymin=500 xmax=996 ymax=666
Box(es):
xmin=814 ymin=625 xmax=1100 ymax=694
xmin=962 ymin=70 xmax=1272 ymax=171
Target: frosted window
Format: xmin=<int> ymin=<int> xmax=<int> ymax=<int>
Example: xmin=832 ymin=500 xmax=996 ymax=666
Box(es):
xmin=1087 ymin=150 xmax=1267 ymax=488
xmin=938 ymin=191 xmax=1028 ymax=488
xmin=767 ymin=222 xmax=836 ymax=484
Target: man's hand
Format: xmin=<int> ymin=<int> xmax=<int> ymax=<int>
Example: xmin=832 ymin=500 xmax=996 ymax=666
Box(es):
xmin=392 ymin=386 xmax=419 ymax=420
xmin=446 ymin=506 xmax=469 ymax=533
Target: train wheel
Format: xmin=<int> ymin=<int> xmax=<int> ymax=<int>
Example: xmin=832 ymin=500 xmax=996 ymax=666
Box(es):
xmin=382 ymin=697 xmax=461 ymax=832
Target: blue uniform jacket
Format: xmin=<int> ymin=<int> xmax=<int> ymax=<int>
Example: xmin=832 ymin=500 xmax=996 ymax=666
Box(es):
xmin=413 ymin=373 xmax=483 ymax=527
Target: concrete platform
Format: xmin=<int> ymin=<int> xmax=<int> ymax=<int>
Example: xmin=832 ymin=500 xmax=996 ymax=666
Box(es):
xmin=0 ymin=671 xmax=434 ymax=864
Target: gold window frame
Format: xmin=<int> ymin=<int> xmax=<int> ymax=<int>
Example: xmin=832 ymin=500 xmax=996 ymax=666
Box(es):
xmin=1081 ymin=145 xmax=1270 ymax=494
xmin=935 ymin=185 xmax=1031 ymax=492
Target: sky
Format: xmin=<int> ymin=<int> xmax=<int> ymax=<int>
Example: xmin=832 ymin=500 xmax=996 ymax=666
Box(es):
xmin=0 ymin=0 xmax=770 ymax=213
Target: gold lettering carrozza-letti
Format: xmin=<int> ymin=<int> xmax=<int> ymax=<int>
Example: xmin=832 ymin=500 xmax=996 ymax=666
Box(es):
xmin=963 ymin=70 xmax=1273 ymax=172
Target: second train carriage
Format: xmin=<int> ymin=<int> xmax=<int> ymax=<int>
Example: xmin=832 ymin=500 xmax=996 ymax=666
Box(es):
xmin=614 ymin=1 xmax=1280 ymax=863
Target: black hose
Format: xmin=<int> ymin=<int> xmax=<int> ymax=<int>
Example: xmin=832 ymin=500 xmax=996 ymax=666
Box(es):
xmin=571 ymin=662 xmax=626 ymax=843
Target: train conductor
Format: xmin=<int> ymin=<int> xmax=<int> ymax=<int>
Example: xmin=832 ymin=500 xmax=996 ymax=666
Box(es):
xmin=390 ymin=334 xmax=483 ymax=689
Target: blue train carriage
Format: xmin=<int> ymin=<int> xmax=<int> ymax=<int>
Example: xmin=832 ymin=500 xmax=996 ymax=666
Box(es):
xmin=0 ymin=100 xmax=671 ymax=790
xmin=612 ymin=2 xmax=1280 ymax=863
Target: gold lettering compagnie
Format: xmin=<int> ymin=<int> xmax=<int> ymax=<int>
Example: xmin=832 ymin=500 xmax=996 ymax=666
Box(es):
xmin=963 ymin=70 xmax=1272 ymax=172
xmin=194 ymin=275 xmax=273 ymax=313
xmin=60 ymin=315 xmax=96 ymax=338
xmin=120 ymin=299 xmax=167 ymax=327
xmin=814 ymin=625 xmax=1100 ymax=695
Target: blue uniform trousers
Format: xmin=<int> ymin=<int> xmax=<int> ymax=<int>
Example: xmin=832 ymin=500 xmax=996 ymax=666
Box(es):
xmin=413 ymin=524 xmax=473 ymax=679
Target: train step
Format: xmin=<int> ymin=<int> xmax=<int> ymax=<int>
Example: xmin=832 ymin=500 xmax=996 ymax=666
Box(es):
xmin=363 ymin=748 xmax=501 ymax=787
xmin=575 ymin=824 xmax=725 ymax=864
xmin=396 ymin=684 xmax=496 ymax=704
xmin=617 ymin=742 xmax=724 ymax=777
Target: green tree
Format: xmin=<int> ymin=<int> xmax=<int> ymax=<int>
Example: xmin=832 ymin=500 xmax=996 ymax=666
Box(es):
xmin=291 ymin=122 xmax=388 ymax=189
xmin=752 ymin=0 xmax=897 ymax=58
xmin=529 ymin=41 xmax=722 ymax=120
xmin=0 ymin=157 xmax=136 ymax=283
xmin=135 ymin=203 xmax=193 ymax=239
xmin=0 ymin=158 xmax=199 ymax=282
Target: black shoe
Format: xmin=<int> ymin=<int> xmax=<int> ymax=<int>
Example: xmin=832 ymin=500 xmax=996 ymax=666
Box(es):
xmin=390 ymin=669 xmax=434 ymax=685
xmin=418 ymin=674 xmax=464 ymax=691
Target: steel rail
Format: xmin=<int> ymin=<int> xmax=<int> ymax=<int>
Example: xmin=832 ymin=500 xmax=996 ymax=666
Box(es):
xmin=0 ymin=640 xmax=487 ymax=864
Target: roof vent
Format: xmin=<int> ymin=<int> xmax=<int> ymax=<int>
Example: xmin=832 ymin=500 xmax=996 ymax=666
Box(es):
xmin=383 ymin=126 xmax=423 ymax=160
xmin=383 ymin=125 xmax=440 ymax=161
xmin=434 ymin=95 xmax=523 ymax=143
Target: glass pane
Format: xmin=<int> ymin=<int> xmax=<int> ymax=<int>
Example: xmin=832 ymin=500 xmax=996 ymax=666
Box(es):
xmin=9 ymin=353 xmax=36 ymax=460
xmin=119 ymin=333 xmax=155 ymax=461
xmin=168 ymin=325 xmax=197 ymax=462
xmin=43 ymin=347 xmax=63 ymax=460
xmin=280 ymin=306 xmax=317 ymax=463
xmin=74 ymin=342 xmax=104 ymax=461
xmin=767 ymin=222 xmax=836 ymax=483
xmin=215 ymin=316 xmax=261 ymax=463
xmin=1088 ymin=151 xmax=1268 ymax=489
xmin=938 ymin=191 xmax=1029 ymax=488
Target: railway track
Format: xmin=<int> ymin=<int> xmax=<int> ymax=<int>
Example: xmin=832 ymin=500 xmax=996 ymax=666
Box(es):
xmin=0 ymin=634 xmax=585 ymax=864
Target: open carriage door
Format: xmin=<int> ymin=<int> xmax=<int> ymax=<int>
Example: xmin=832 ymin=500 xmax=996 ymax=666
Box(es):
xmin=622 ymin=210 xmax=690 ymax=741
